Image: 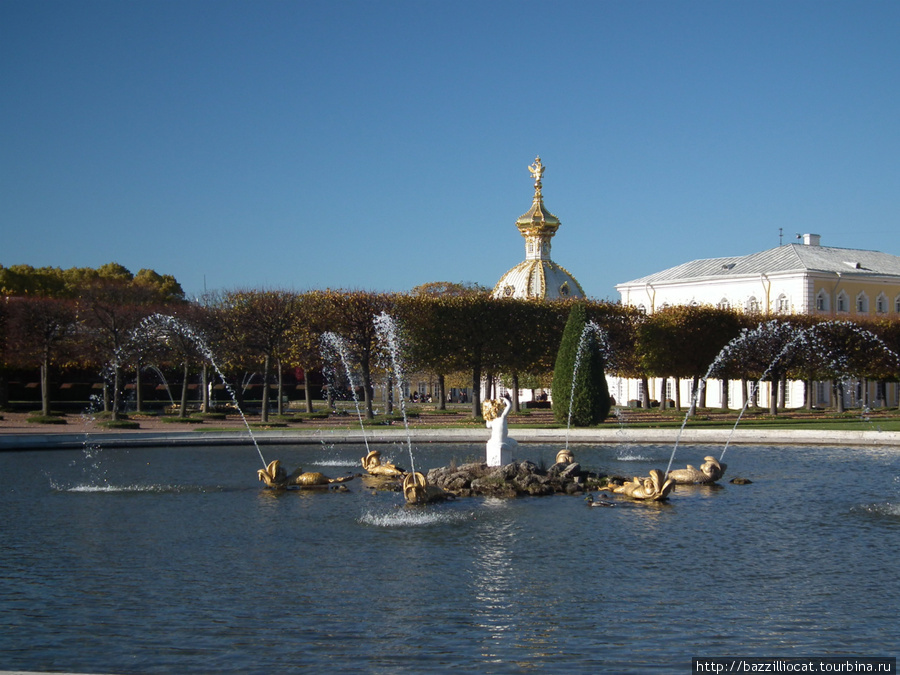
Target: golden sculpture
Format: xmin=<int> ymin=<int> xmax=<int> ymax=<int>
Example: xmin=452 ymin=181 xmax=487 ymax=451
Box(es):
xmin=481 ymin=399 xmax=504 ymax=420
xmin=667 ymin=456 xmax=727 ymax=484
xmin=360 ymin=450 xmax=405 ymax=477
xmin=257 ymin=459 xmax=353 ymax=490
xmin=402 ymin=471 xmax=450 ymax=505
xmin=555 ymin=449 xmax=574 ymax=465
xmin=528 ymin=156 xmax=545 ymax=187
xmin=606 ymin=469 xmax=675 ymax=501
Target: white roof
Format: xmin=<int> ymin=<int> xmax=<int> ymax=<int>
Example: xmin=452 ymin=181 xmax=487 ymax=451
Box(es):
xmin=617 ymin=243 xmax=900 ymax=288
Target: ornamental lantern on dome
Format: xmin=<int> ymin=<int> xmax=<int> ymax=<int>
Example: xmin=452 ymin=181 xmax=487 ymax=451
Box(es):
xmin=491 ymin=156 xmax=585 ymax=300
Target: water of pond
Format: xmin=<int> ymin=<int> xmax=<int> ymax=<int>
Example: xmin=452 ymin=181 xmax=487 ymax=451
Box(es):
xmin=1 ymin=441 xmax=898 ymax=674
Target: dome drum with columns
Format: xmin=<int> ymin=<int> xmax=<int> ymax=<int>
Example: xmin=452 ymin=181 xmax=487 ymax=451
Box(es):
xmin=492 ymin=157 xmax=585 ymax=300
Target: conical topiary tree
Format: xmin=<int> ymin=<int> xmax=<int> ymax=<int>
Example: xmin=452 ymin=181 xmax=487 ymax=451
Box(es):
xmin=551 ymin=304 xmax=611 ymax=426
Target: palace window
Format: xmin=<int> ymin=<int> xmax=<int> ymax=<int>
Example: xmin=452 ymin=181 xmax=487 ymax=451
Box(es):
xmin=856 ymin=292 xmax=869 ymax=314
xmin=776 ymin=294 xmax=790 ymax=313
xmin=876 ymin=293 xmax=888 ymax=314
xmin=747 ymin=297 xmax=760 ymax=313
xmin=717 ymin=298 xmax=731 ymax=310
xmin=816 ymin=289 xmax=830 ymax=312
xmin=836 ymin=291 xmax=849 ymax=313
xmin=896 ymin=295 xmax=900 ymax=313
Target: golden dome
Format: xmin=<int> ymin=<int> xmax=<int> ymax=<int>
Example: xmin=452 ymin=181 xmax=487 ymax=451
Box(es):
xmin=492 ymin=157 xmax=585 ymax=301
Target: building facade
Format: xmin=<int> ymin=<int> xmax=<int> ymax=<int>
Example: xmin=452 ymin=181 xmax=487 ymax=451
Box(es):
xmin=614 ymin=234 xmax=900 ymax=409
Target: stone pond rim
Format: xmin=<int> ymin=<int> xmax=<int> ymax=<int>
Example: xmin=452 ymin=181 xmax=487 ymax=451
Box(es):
xmin=2 ymin=426 xmax=899 ymax=451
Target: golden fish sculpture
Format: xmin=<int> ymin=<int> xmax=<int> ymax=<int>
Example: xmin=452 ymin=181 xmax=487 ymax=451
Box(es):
xmin=257 ymin=460 xmax=353 ymax=490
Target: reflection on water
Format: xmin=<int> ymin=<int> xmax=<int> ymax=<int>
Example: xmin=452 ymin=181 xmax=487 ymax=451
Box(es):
xmin=1 ymin=442 xmax=899 ymax=674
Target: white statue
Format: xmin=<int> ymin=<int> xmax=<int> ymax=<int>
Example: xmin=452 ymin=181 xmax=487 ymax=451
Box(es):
xmin=483 ymin=396 xmax=518 ymax=467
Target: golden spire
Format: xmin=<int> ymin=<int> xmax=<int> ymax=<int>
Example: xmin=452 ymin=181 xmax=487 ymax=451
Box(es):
xmin=517 ymin=155 xmax=559 ymax=242
xmin=528 ymin=156 xmax=544 ymax=200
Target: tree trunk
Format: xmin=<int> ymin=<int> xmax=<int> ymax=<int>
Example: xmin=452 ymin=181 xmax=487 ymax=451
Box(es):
xmin=179 ymin=360 xmax=189 ymax=418
xmin=675 ymin=378 xmax=681 ymax=411
xmin=362 ymin=373 xmax=374 ymax=419
xmin=511 ymin=373 xmax=520 ymax=413
xmin=437 ymin=374 xmax=446 ymax=411
xmin=304 ymin=370 xmax=314 ymax=413
xmin=660 ymin=378 xmax=668 ymax=409
xmin=135 ymin=363 xmax=144 ymax=414
xmin=233 ymin=372 xmax=245 ymax=409
xmin=41 ymin=358 xmax=51 ymax=417
xmin=201 ymin=364 xmax=210 ymax=413
xmin=640 ymin=376 xmax=650 ymax=409
xmin=386 ymin=376 xmax=394 ymax=415
xmin=471 ymin=361 xmax=482 ymax=417
xmin=768 ymin=372 xmax=779 ymax=416
xmin=261 ymin=354 xmax=271 ymax=423
xmin=688 ymin=375 xmax=700 ymax=416
xmin=277 ymin=359 xmax=284 ymax=416
xmin=835 ymin=381 xmax=845 ymax=413
xmin=804 ymin=379 xmax=812 ymax=410
xmin=741 ymin=377 xmax=748 ymax=408
xmin=111 ymin=365 xmax=122 ymax=421
xmin=0 ymin=372 xmax=9 ymax=407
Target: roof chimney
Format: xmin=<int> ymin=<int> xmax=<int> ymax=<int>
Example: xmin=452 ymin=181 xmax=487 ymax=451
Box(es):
xmin=802 ymin=233 xmax=821 ymax=246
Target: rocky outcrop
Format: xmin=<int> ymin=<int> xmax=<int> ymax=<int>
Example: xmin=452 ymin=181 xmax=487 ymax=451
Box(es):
xmin=426 ymin=460 xmax=605 ymax=498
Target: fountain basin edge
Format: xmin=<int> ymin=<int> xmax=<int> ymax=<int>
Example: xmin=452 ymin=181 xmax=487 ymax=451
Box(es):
xmin=2 ymin=426 xmax=899 ymax=451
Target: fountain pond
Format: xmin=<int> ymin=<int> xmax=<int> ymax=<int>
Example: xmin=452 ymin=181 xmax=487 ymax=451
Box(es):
xmin=1 ymin=441 xmax=899 ymax=673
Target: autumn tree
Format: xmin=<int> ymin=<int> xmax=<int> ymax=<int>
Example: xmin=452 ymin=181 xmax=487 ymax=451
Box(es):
xmin=77 ymin=281 xmax=162 ymax=420
xmin=492 ymin=299 xmax=567 ymax=412
xmin=314 ymin=290 xmax=394 ymax=419
xmin=636 ymin=306 xmax=743 ymax=412
xmin=0 ymin=299 xmax=9 ymax=407
xmin=0 ymin=263 xmax=184 ymax=302
xmin=281 ymin=291 xmax=328 ymax=413
xmin=6 ymin=298 xmax=79 ymax=415
xmin=219 ymin=290 xmax=304 ymax=422
xmin=803 ymin=319 xmax=900 ymax=413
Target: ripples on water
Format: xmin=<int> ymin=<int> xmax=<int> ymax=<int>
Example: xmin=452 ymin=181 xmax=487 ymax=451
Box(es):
xmin=2 ymin=442 xmax=899 ymax=674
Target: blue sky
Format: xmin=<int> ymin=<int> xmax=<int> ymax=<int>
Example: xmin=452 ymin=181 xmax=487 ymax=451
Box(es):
xmin=3 ymin=0 xmax=899 ymax=301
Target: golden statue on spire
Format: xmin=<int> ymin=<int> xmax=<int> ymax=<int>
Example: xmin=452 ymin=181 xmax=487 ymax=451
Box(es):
xmin=528 ymin=156 xmax=544 ymax=187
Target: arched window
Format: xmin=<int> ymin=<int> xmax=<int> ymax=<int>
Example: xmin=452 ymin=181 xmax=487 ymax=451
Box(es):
xmin=776 ymin=294 xmax=790 ymax=313
xmin=836 ymin=291 xmax=849 ymax=313
xmin=815 ymin=289 xmax=830 ymax=312
xmin=747 ymin=297 xmax=760 ymax=313
xmin=636 ymin=304 xmax=647 ymax=315
xmin=876 ymin=293 xmax=888 ymax=314
xmin=856 ymin=292 xmax=869 ymax=314
xmin=895 ymin=295 xmax=900 ymax=313
xmin=717 ymin=298 xmax=731 ymax=310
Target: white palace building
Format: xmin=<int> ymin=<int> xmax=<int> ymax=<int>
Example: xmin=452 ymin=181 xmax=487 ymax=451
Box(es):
xmin=614 ymin=234 xmax=900 ymax=410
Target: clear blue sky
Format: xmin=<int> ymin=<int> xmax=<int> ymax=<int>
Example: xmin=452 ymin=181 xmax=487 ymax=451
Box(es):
xmin=3 ymin=0 xmax=899 ymax=301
